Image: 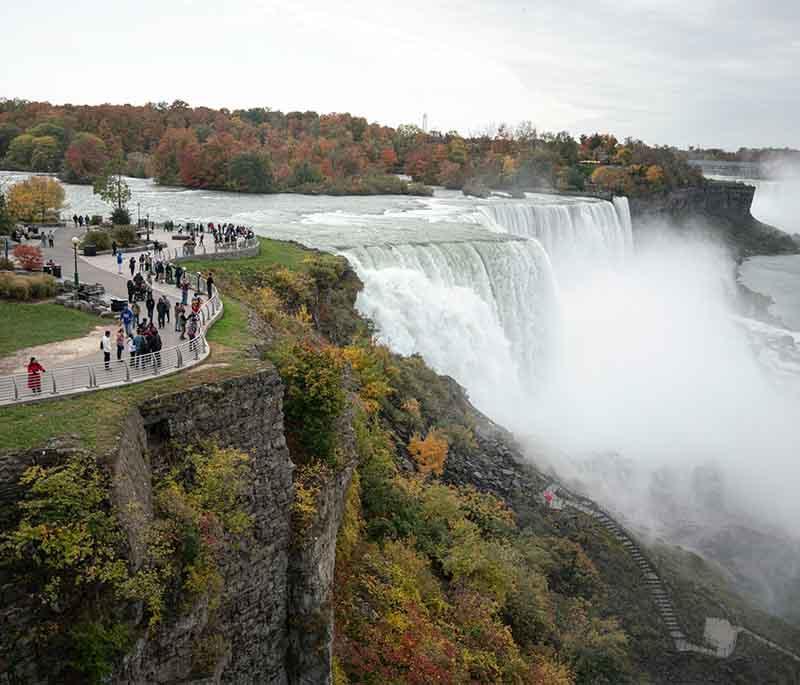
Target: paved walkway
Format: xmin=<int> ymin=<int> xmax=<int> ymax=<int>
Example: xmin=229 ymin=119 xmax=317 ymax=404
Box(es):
xmin=29 ymin=226 xmax=208 ymax=369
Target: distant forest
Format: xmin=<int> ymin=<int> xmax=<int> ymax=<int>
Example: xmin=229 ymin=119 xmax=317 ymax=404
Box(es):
xmin=0 ymin=98 xmax=703 ymax=197
xmin=686 ymin=146 xmax=800 ymax=164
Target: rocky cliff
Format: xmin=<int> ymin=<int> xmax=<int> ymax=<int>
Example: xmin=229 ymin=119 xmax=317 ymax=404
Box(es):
xmin=0 ymin=367 xmax=353 ymax=685
xmin=629 ymin=180 xmax=798 ymax=257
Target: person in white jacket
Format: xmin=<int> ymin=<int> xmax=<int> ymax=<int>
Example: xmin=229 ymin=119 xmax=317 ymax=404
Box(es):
xmin=101 ymin=331 xmax=113 ymax=370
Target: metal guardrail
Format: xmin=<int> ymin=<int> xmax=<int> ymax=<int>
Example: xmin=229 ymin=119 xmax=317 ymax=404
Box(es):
xmin=0 ymin=239 xmax=258 ymax=406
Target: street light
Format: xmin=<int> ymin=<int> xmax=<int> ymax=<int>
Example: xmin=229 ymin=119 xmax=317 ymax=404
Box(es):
xmin=146 ymin=212 xmax=150 ymax=243
xmin=137 ymin=202 xmax=141 ymax=228
xmin=71 ymin=236 xmax=80 ymax=288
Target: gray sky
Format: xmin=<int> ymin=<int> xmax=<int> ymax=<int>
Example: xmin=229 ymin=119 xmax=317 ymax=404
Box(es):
xmin=3 ymin=0 xmax=798 ymax=149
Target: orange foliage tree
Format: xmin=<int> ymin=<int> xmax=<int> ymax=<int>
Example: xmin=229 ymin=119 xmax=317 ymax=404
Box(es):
xmin=408 ymin=429 xmax=449 ymax=477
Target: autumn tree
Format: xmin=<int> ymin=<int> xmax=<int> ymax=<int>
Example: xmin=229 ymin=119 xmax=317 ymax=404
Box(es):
xmin=408 ymin=429 xmax=449 ymax=477
xmin=63 ymin=133 xmax=109 ymax=183
xmin=7 ymin=176 xmax=65 ymax=223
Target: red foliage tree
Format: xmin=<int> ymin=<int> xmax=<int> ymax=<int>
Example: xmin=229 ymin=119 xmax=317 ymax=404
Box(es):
xmin=13 ymin=244 xmax=44 ymax=271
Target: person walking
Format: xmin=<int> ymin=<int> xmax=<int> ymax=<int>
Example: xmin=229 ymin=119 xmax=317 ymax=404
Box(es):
xmin=152 ymin=330 xmax=163 ymax=368
xmin=73 ymin=214 xmax=79 ymax=228
xmin=179 ymin=307 xmax=188 ymax=339
xmin=116 ymin=250 xmax=124 ymax=274
xmin=27 ymin=357 xmax=46 ymax=394
xmin=129 ymin=256 xmax=136 ymax=277
xmin=174 ymin=301 xmax=184 ymax=332
xmin=156 ymin=296 xmax=168 ymax=329
xmin=132 ymin=301 xmax=141 ymax=327
xmin=145 ymin=291 xmax=156 ymax=323
xmin=101 ymin=331 xmax=113 ymax=370
xmin=78 ymin=215 xmax=84 ymax=228
xmin=115 ymin=328 xmax=126 ymax=362
xmin=111 ymin=240 xmax=118 ymax=257
xmin=180 ymin=277 xmax=190 ymax=306
xmin=84 ymin=214 xmax=90 ymax=227
xmin=127 ymin=335 xmax=137 ymax=367
xmin=187 ymin=314 xmax=199 ymax=352
xmin=206 ymin=272 xmax=214 ymax=299
xmin=48 ymin=231 xmax=54 ymax=248
xmin=132 ymin=331 xmax=145 ymax=369
xmin=120 ymin=303 xmax=134 ymax=336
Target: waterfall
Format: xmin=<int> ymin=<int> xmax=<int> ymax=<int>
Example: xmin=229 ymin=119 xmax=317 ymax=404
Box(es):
xmin=343 ymin=238 xmax=559 ymax=424
xmin=480 ymin=197 xmax=633 ymax=267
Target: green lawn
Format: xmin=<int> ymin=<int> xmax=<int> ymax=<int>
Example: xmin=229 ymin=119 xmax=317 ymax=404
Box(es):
xmin=0 ymin=302 xmax=103 ymax=357
xmin=179 ymin=237 xmax=318 ymax=277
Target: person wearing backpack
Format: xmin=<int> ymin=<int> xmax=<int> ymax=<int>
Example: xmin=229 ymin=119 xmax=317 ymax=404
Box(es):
xmin=116 ymin=250 xmax=124 ymax=274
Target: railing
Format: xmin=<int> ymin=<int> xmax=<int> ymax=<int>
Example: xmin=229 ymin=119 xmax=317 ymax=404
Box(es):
xmin=0 ymin=233 xmax=258 ymax=406
xmin=150 ymin=236 xmax=259 ymax=260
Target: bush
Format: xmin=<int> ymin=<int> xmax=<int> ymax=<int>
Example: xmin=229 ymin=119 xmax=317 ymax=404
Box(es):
xmin=82 ymin=230 xmax=111 ymax=251
xmin=0 ymin=272 xmax=56 ymax=300
xmin=12 ymin=243 xmax=43 ymax=270
xmin=272 ymin=341 xmax=346 ymax=465
xmin=111 ymin=207 xmax=131 ymax=225
xmin=111 ymin=226 xmax=137 ymax=247
xmin=90 ymin=215 xmax=103 ymax=226
xmin=0 ymin=257 xmax=14 ymax=271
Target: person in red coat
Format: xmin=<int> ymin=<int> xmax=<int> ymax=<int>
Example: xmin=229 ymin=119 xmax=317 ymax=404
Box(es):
xmin=27 ymin=357 xmax=45 ymax=394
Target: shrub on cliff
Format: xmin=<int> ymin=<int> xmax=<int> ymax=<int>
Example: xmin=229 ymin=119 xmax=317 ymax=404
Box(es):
xmin=272 ymin=340 xmax=346 ymax=465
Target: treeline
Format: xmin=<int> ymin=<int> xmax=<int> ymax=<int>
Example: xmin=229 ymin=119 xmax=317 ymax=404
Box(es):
xmin=0 ymin=98 xmax=701 ymax=197
xmin=686 ymin=146 xmax=800 ymax=164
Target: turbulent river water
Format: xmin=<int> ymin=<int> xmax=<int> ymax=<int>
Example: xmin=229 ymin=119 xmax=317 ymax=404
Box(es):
xmin=4 ymin=169 xmax=800 ymax=617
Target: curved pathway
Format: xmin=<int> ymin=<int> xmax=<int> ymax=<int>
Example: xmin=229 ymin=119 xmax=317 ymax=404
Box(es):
xmin=0 ymin=227 xmax=249 ymax=405
xmin=542 ymin=482 xmax=800 ymax=662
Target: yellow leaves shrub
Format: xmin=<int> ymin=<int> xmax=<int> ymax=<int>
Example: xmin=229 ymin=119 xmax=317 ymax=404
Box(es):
xmin=7 ymin=175 xmax=65 ymax=222
xmin=408 ymin=429 xmax=448 ymax=476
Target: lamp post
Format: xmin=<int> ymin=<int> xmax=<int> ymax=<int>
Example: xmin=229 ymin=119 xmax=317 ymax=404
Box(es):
xmin=71 ymin=236 xmax=80 ymax=288
xmin=3 ymin=237 xmax=8 ymax=261
xmin=146 ymin=212 xmax=150 ymax=244
xmin=137 ymin=202 xmax=141 ymax=228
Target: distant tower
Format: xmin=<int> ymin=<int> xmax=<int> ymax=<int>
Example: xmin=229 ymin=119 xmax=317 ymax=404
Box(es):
xmin=422 ymin=113 xmax=428 ymax=133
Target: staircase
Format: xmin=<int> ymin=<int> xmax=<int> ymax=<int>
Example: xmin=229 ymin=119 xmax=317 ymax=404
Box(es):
xmin=542 ymin=483 xmax=800 ymax=662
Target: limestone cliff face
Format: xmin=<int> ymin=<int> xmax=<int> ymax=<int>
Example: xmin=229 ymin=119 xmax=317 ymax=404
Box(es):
xmin=628 ymin=180 xmax=798 ymax=256
xmin=0 ymin=369 xmax=353 ymax=685
xmin=116 ymin=370 xmax=294 ymax=685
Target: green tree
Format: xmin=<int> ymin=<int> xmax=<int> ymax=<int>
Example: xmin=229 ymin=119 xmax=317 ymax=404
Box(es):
xmin=93 ymin=162 xmax=132 ymax=223
xmin=0 ymin=123 xmax=21 ymax=158
xmin=30 ymin=136 xmax=61 ymax=172
xmin=0 ymin=187 xmax=14 ymax=234
xmin=5 ymin=134 xmax=36 ymax=167
xmin=228 ymin=151 xmax=273 ymax=193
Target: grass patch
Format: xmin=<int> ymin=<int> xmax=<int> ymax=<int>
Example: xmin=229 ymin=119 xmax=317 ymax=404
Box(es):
xmin=0 ymin=302 xmax=102 ymax=357
xmin=0 ymin=295 xmax=260 ymax=454
xmin=179 ymin=237 xmax=312 ymax=276
xmin=206 ymin=296 xmax=256 ymax=352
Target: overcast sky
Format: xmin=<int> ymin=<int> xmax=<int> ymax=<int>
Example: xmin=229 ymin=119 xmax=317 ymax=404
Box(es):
xmin=3 ymin=0 xmax=798 ymax=149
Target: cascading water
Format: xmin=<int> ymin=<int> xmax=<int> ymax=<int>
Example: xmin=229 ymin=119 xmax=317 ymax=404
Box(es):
xmin=339 ymin=195 xmax=635 ymax=428
xmin=343 ymin=237 xmax=559 ymax=427
xmin=479 ymin=196 xmax=634 ymax=269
